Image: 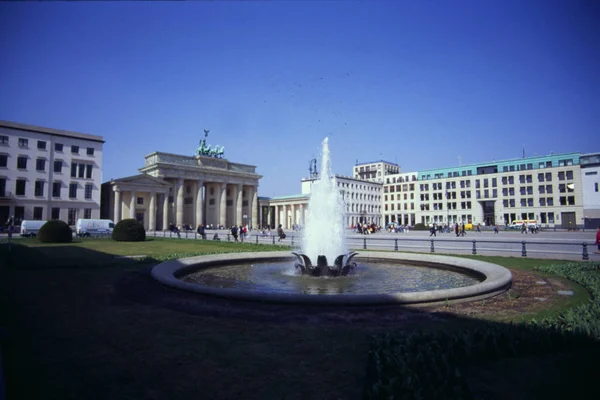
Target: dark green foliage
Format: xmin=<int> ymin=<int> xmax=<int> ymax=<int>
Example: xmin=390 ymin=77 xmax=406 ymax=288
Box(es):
xmin=412 ymin=223 xmax=428 ymax=231
xmin=37 ymin=220 xmax=73 ymax=243
xmin=112 ymin=219 xmax=146 ymax=242
xmin=365 ymin=261 xmax=600 ymax=399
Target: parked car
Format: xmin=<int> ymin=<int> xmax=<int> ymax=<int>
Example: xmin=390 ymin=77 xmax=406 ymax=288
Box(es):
xmin=20 ymin=220 xmax=48 ymax=237
xmin=76 ymin=219 xmax=115 ymax=237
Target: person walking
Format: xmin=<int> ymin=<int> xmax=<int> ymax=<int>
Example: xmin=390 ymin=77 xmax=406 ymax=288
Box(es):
xmin=277 ymin=224 xmax=286 ymax=242
xmin=231 ymin=225 xmax=239 ymax=242
xmin=595 ymin=226 xmax=600 ymax=254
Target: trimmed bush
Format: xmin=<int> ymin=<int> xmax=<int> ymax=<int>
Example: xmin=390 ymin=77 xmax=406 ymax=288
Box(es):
xmin=412 ymin=223 xmax=428 ymax=231
xmin=112 ymin=219 xmax=146 ymax=242
xmin=37 ymin=220 xmax=73 ymax=243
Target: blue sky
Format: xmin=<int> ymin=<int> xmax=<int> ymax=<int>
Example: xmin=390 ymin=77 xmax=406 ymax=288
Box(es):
xmin=1 ymin=1 xmax=598 ymax=197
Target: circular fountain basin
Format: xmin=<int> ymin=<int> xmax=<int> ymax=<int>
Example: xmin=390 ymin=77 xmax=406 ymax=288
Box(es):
xmin=151 ymin=251 xmax=512 ymax=306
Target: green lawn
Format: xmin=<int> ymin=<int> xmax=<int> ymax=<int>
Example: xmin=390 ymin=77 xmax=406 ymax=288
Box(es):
xmin=0 ymin=239 xmax=595 ymax=400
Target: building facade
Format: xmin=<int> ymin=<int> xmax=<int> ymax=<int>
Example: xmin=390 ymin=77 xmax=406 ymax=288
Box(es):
xmin=101 ymin=151 xmax=262 ymax=230
xmin=404 ymin=153 xmax=584 ymax=228
xmin=0 ymin=120 xmax=104 ymax=226
xmin=353 ymin=160 xmax=400 ymax=183
xmin=581 ymin=153 xmax=600 ymax=228
xmin=382 ymin=171 xmax=419 ymax=226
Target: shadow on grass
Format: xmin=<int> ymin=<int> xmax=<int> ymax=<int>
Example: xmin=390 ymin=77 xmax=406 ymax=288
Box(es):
xmin=0 ymin=243 xmax=599 ymax=400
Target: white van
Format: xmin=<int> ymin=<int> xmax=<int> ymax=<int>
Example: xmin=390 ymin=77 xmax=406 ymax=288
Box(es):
xmin=76 ymin=219 xmax=115 ymax=237
xmin=20 ymin=220 xmax=47 ymax=237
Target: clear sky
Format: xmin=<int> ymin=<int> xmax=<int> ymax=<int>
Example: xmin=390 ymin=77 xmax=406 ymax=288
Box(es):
xmin=1 ymin=1 xmax=598 ymax=197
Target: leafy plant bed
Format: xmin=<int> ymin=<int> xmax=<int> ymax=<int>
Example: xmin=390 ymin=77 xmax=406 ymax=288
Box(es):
xmin=365 ymin=261 xmax=600 ymax=399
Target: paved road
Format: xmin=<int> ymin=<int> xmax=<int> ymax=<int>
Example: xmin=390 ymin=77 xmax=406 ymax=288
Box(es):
xmin=2 ymin=228 xmax=598 ymax=261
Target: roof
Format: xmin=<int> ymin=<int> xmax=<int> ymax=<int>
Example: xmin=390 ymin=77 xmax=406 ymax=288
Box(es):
xmin=354 ymin=160 xmax=399 ymax=167
xmin=0 ymin=120 xmax=105 ymax=143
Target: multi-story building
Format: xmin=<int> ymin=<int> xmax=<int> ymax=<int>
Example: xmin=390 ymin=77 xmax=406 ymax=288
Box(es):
xmin=412 ymin=152 xmax=583 ymax=228
xmin=0 ymin=121 xmax=104 ymax=226
xmin=353 ymin=160 xmax=400 ymax=183
xmin=302 ymin=175 xmax=382 ymax=227
xmin=382 ymin=171 xmax=419 ymax=226
xmin=581 ymin=153 xmax=600 ymax=229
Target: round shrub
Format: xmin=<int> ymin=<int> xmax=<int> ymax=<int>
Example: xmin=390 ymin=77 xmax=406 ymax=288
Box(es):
xmin=37 ymin=220 xmax=73 ymax=243
xmin=112 ymin=219 xmax=146 ymax=242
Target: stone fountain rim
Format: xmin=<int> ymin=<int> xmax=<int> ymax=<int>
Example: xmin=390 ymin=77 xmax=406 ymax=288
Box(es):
xmin=151 ymin=251 xmax=512 ymax=306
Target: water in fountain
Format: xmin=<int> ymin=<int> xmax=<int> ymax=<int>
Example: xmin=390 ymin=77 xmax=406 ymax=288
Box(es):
xmin=301 ymin=137 xmax=347 ymax=266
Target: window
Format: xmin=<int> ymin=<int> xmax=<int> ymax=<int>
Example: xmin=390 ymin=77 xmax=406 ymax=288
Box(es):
xmin=0 ymin=154 xmax=6 ymax=167
xmin=86 ymin=147 xmax=94 ymax=156
xmin=68 ymin=208 xmax=77 ymax=226
xmin=33 ymin=207 xmax=43 ymax=220
xmin=568 ymin=196 xmax=575 ymax=205
xmin=54 ymin=160 xmax=62 ymax=173
xmin=35 ymin=181 xmax=44 ymax=196
xmin=1 ymin=178 xmax=7 ymax=197
xmin=69 ymin=183 xmax=78 ymax=199
xmin=71 ymin=145 xmax=79 ymax=154
xmin=539 ymin=198 xmax=546 ymax=206
xmin=492 ymin=178 xmax=497 ymax=187
xmin=528 ymin=198 xmax=534 ymax=207
xmin=86 ymin=164 xmax=92 ymax=179
xmin=78 ymin=163 xmax=85 ymax=178
xmin=503 ymin=199 xmax=509 ymax=207
xmin=37 ymin=140 xmax=47 ymax=150
xmin=519 ymin=175 xmax=525 ymax=184
xmin=18 ymin=138 xmax=28 ymax=148
xmin=71 ymin=162 xmax=77 ymax=177
xmin=85 ymin=184 xmax=93 ymax=199
xmin=521 ymin=199 xmax=526 ymax=207
xmin=547 ymin=198 xmax=554 ymax=206
xmin=558 ymin=171 xmax=565 ymax=180
xmin=55 ymin=143 xmax=63 ymax=152
xmin=566 ymin=170 xmax=573 ymax=180
xmin=17 ymin=156 xmax=27 ymax=169
xmin=539 ymin=185 xmax=545 ymax=194
xmin=509 ymin=176 xmax=514 ymax=184
xmin=560 ymin=196 xmax=567 ymax=206
xmin=53 ymin=181 xmax=61 ymax=197
xmin=502 ymin=176 xmax=507 ymax=185
xmin=36 ymin=158 xmax=46 ymax=171
xmin=14 ymin=206 xmax=24 ymax=225
xmin=538 ymin=173 xmax=544 ymax=182
xmin=546 ymin=185 xmax=553 ymax=194
xmin=52 ymin=207 xmax=60 ymax=220
xmin=545 ymin=172 xmax=552 ymax=181
xmin=84 ymin=208 xmax=92 ymax=219
xmin=0 ymin=135 xmax=8 ymax=145
xmin=510 ymin=199 xmax=515 ymax=207
xmin=596 ymin=182 xmax=599 ymax=192
xmin=16 ymin=179 xmax=26 ymax=195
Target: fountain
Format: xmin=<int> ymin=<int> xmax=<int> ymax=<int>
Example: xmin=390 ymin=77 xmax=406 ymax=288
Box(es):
xmin=293 ymin=137 xmax=357 ymax=277
xmin=151 ymin=138 xmax=513 ymax=306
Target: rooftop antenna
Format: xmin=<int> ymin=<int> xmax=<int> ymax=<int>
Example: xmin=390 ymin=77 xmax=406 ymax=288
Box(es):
xmin=522 ymin=146 xmax=526 ymax=158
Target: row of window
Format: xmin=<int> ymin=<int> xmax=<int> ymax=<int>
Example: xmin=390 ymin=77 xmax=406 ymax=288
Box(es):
xmin=502 ymin=196 xmax=576 ymax=208
xmin=420 ymin=159 xmax=576 ymax=180
xmin=7 ymin=179 xmax=95 ymax=199
xmin=9 ymin=206 xmax=93 ymax=224
xmin=0 ymin=136 xmax=96 ymax=156
xmin=0 ymin=155 xmax=94 ymax=179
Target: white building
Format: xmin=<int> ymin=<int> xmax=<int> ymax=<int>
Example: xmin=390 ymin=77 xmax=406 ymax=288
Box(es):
xmin=581 ymin=153 xmax=600 ymax=228
xmin=353 ymin=160 xmax=400 ymax=183
xmin=382 ymin=171 xmax=419 ymax=226
xmin=0 ymin=121 xmax=104 ymax=226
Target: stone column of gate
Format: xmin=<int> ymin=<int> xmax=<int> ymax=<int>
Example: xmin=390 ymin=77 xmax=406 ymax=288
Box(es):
xmin=219 ymin=183 xmax=227 ymax=227
xmin=250 ymin=186 xmax=258 ymax=229
xmin=162 ymin=192 xmax=169 ymax=231
xmin=275 ymin=205 xmax=280 ymax=228
xmin=113 ymin=188 xmax=121 ymax=223
xmin=176 ymin=178 xmax=184 ymax=228
xmin=195 ymin=179 xmax=204 ymax=228
xmin=129 ymin=190 xmax=136 ymax=219
xmin=235 ymin=184 xmax=243 ymax=226
xmin=300 ymin=204 xmax=305 ymax=228
xmin=149 ymin=191 xmax=156 ymax=231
